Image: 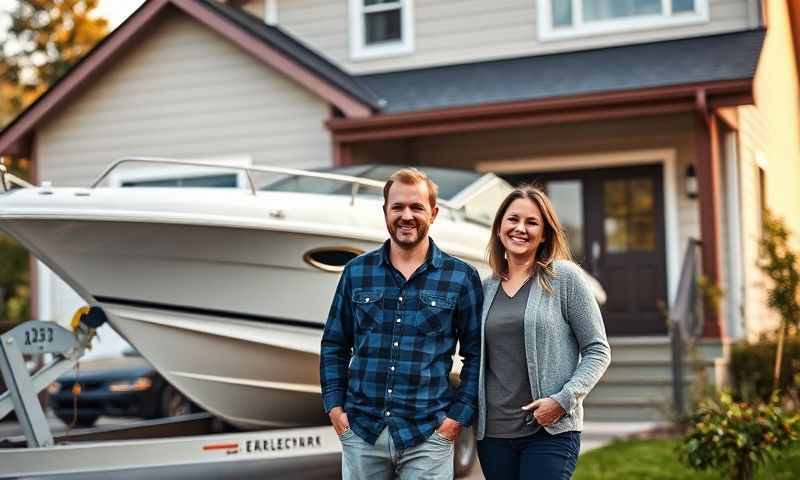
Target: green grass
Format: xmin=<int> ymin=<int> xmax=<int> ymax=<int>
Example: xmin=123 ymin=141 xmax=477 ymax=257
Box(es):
xmin=573 ymin=439 xmax=800 ymax=480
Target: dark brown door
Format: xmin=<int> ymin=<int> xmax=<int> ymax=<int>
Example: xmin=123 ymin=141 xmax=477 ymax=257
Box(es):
xmin=502 ymin=165 xmax=667 ymax=336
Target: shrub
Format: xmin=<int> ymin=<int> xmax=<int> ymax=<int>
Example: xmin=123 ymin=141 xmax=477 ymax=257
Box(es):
xmin=682 ymin=392 xmax=800 ymax=480
xmin=730 ymin=338 xmax=800 ymax=403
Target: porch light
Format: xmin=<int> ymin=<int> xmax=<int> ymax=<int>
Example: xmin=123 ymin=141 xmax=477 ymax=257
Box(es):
xmin=685 ymin=165 xmax=698 ymax=200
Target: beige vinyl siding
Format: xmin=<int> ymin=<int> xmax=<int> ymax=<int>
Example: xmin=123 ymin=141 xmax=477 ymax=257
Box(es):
xmin=737 ymin=107 xmax=775 ymax=340
xmin=271 ymin=0 xmax=753 ymax=74
xmin=36 ymin=9 xmax=332 ymax=186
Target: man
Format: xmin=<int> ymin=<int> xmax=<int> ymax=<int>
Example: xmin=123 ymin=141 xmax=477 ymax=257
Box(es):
xmin=320 ymin=168 xmax=483 ymax=479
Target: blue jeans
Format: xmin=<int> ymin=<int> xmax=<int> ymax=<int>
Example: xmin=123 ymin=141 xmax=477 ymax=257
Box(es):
xmin=477 ymin=429 xmax=581 ymax=480
xmin=339 ymin=427 xmax=453 ymax=480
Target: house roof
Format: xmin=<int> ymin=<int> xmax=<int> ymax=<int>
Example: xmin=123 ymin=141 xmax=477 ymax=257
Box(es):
xmin=203 ymin=0 xmax=382 ymax=109
xmin=0 ymin=0 xmax=767 ymax=157
xmin=0 ymin=0 xmax=377 ymax=156
xmin=357 ymin=29 xmax=766 ymax=114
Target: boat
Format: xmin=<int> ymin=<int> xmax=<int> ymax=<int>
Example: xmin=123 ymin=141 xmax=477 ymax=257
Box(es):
xmin=0 ymin=158 xmax=516 ymax=430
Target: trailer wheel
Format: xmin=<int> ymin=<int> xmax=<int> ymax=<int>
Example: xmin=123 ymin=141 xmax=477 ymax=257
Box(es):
xmin=160 ymin=384 xmax=192 ymax=417
xmin=453 ymin=425 xmax=477 ymax=477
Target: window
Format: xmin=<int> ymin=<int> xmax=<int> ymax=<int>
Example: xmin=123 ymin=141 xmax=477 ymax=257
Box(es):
xmin=538 ymin=0 xmax=709 ymax=41
xmin=107 ymin=156 xmax=252 ymax=189
xmin=349 ymin=0 xmax=414 ymax=60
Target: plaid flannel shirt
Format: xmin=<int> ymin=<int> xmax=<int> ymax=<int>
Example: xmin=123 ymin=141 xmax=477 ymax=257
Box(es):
xmin=320 ymin=239 xmax=483 ymax=449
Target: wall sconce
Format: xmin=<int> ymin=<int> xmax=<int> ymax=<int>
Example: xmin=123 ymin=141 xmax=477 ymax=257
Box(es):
xmin=685 ymin=164 xmax=698 ymax=200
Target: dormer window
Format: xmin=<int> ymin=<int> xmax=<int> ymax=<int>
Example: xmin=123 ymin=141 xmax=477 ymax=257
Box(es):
xmin=349 ymin=0 xmax=414 ymax=60
xmin=538 ymin=0 xmax=709 ymax=41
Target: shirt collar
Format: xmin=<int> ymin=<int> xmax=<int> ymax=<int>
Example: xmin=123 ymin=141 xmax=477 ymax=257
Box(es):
xmin=380 ymin=238 xmax=442 ymax=270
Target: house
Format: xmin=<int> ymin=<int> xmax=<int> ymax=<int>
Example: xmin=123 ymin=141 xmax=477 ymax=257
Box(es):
xmin=0 ymin=0 xmax=798 ymax=421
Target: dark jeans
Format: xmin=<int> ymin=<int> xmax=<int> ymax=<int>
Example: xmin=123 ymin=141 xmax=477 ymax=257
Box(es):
xmin=477 ymin=429 xmax=581 ymax=480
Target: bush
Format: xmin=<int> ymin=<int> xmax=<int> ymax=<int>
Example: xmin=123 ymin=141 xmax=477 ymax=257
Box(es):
xmin=730 ymin=337 xmax=800 ymax=403
xmin=682 ymin=392 xmax=800 ymax=480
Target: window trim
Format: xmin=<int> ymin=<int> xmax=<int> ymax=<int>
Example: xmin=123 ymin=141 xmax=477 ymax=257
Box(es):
xmin=536 ymin=0 xmax=710 ymax=42
xmin=349 ymin=0 xmax=414 ymax=61
xmin=107 ymin=155 xmax=253 ymax=188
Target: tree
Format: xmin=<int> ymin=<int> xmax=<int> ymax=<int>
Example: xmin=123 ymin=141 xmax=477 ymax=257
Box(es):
xmin=0 ymin=0 xmax=108 ymax=329
xmin=1 ymin=0 xmax=109 ymax=127
xmin=759 ymin=210 xmax=800 ymax=391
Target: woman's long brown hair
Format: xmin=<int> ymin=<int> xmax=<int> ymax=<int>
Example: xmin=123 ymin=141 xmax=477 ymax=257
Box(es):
xmin=486 ymin=184 xmax=573 ymax=292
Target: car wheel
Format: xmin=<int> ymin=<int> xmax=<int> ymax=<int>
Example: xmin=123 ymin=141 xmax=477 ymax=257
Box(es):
xmin=160 ymin=384 xmax=192 ymax=418
xmin=453 ymin=425 xmax=477 ymax=478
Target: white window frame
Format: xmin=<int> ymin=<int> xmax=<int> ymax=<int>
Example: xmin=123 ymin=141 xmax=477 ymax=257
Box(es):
xmin=349 ymin=0 xmax=414 ymax=61
xmin=107 ymin=155 xmax=253 ymax=188
xmin=537 ymin=0 xmax=710 ymax=42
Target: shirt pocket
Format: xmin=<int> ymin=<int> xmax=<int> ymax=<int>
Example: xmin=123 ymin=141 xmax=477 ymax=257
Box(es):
xmin=352 ymin=289 xmax=383 ymax=333
xmin=416 ymin=292 xmax=457 ymax=336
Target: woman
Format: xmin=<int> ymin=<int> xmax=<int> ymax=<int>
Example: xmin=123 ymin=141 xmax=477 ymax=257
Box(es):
xmin=476 ymin=185 xmax=611 ymax=480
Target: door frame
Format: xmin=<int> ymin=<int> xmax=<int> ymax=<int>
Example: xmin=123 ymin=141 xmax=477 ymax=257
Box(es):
xmin=477 ymin=148 xmax=681 ymax=307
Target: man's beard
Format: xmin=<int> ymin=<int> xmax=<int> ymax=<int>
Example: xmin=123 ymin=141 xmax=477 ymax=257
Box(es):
xmin=388 ymin=220 xmax=429 ymax=249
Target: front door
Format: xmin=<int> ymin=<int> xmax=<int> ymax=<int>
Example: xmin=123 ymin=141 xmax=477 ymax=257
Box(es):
xmin=503 ymin=165 xmax=667 ymax=336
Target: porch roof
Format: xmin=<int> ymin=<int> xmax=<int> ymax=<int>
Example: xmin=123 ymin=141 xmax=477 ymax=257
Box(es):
xmin=357 ymin=29 xmax=766 ymax=114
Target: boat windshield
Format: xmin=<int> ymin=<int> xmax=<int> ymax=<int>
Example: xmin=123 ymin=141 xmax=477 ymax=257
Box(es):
xmin=259 ymin=165 xmax=482 ymax=201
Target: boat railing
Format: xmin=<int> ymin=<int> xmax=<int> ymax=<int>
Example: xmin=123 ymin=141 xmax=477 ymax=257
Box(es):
xmin=0 ymin=163 xmax=34 ymax=192
xmin=90 ymin=157 xmax=455 ymax=208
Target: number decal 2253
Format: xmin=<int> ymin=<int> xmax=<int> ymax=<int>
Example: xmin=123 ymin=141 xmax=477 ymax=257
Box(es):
xmin=24 ymin=327 xmax=54 ymax=346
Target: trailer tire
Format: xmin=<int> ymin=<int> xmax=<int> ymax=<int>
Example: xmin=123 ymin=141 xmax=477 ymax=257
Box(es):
xmin=453 ymin=425 xmax=477 ymax=478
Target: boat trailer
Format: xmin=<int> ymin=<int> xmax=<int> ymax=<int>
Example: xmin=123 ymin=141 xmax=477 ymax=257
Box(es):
xmin=0 ymin=311 xmax=341 ymax=479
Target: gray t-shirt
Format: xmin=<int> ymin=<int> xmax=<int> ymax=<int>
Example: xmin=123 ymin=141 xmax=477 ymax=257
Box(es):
xmin=484 ymin=279 xmax=540 ymax=438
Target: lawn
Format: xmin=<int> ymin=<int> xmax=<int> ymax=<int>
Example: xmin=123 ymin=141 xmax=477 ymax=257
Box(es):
xmin=573 ymin=438 xmax=800 ymax=480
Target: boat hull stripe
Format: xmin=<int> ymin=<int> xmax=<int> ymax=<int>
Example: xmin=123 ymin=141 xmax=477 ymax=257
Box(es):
xmin=94 ymin=296 xmax=325 ymax=331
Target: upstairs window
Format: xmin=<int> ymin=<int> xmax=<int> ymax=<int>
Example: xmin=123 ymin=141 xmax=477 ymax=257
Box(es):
xmin=539 ymin=0 xmax=709 ymax=41
xmin=349 ymin=0 xmax=414 ymax=60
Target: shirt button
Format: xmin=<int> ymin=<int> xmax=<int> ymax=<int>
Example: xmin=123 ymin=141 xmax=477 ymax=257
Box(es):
xmin=393 ymin=341 xmax=399 ymax=347
xmin=431 ymin=301 xmax=436 ymax=306
xmin=396 ymin=318 xmax=401 ymax=323
xmin=385 ymin=411 xmax=391 ymax=416
xmin=399 ymin=296 xmax=403 ymax=302
xmin=388 ymin=388 xmax=393 ymax=393
xmin=390 ymin=366 xmax=395 ymax=371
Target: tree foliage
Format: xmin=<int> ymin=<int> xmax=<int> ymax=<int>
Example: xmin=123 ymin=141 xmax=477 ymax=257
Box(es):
xmin=1 ymin=1 xmax=108 ymax=328
xmin=759 ymin=211 xmax=800 ymax=330
xmin=1 ymin=0 xmax=109 ymax=126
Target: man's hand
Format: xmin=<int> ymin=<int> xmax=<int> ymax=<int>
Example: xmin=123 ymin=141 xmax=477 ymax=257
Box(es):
xmin=328 ymin=406 xmax=350 ymax=435
xmin=522 ymin=398 xmax=565 ymax=427
xmin=435 ymin=417 xmax=461 ymax=441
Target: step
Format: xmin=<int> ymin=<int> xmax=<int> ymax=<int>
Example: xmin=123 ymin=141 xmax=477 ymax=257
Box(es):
xmin=583 ymin=399 xmax=671 ymax=422
xmin=588 ymin=379 xmax=690 ymax=402
xmin=600 ymin=361 xmax=705 ymax=383
xmin=609 ymin=337 xmax=673 ymax=362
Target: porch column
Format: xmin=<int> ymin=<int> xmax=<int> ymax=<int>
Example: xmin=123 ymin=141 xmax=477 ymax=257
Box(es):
xmin=694 ymin=91 xmax=725 ymax=338
xmin=333 ymin=140 xmax=352 ymax=166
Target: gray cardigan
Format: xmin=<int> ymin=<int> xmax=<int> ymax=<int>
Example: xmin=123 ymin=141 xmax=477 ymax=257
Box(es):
xmin=476 ymin=260 xmax=611 ymax=440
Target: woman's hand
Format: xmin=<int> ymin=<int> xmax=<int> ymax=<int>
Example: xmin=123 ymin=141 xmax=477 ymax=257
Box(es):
xmin=522 ymin=398 xmax=565 ymax=426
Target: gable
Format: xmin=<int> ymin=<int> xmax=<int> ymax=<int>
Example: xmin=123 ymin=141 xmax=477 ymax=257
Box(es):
xmin=36 ymin=9 xmax=333 ymax=185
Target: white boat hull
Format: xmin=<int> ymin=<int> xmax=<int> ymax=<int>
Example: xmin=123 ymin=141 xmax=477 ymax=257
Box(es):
xmin=0 ymin=195 xmax=486 ymax=429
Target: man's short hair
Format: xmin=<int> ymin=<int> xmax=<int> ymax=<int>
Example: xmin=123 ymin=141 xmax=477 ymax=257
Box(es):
xmin=383 ymin=167 xmax=439 ymax=209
